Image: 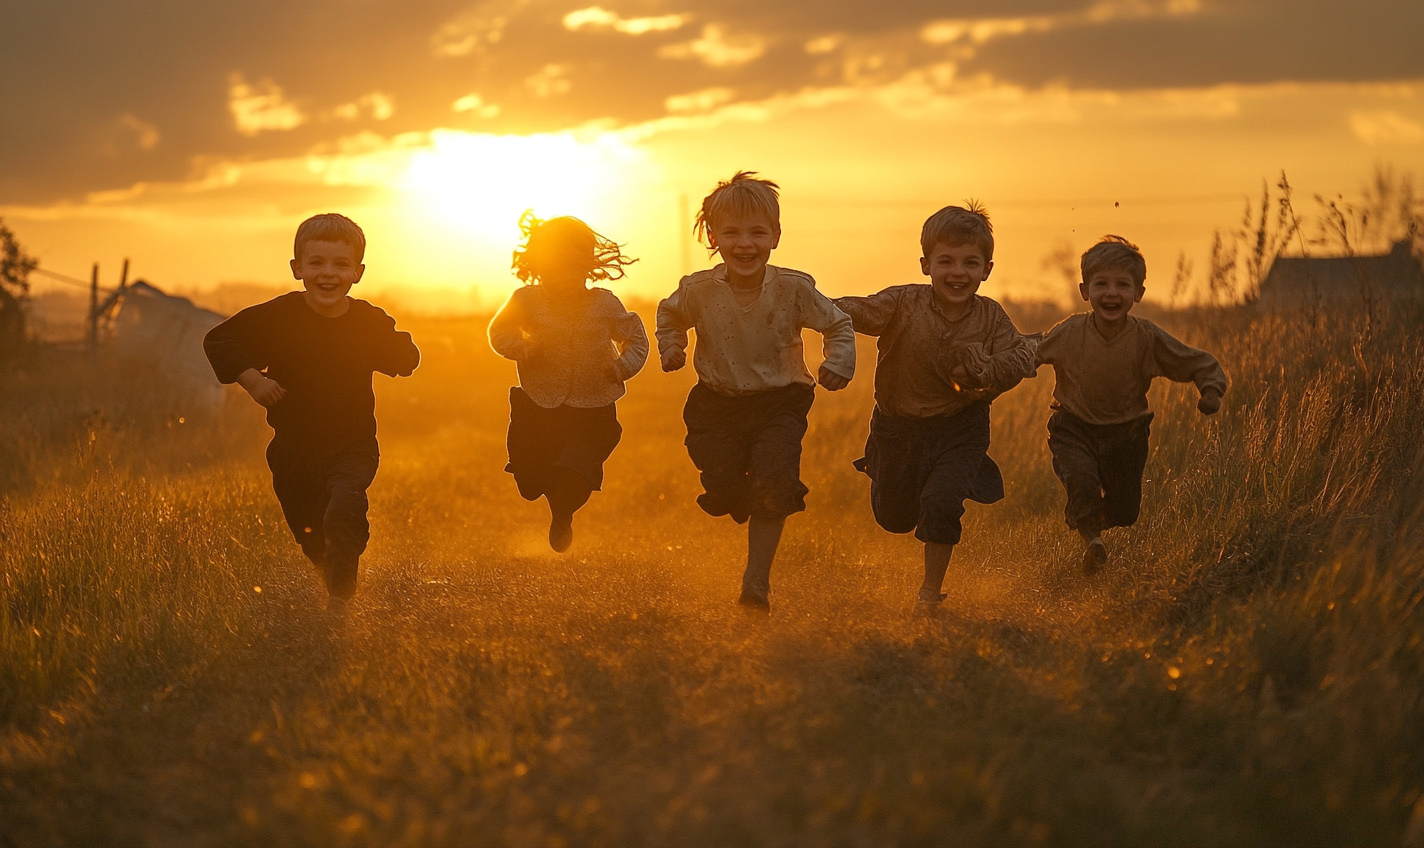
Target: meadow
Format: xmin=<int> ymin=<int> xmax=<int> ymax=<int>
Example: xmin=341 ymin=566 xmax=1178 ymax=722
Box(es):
xmin=2 ymin=294 xmax=1424 ymax=847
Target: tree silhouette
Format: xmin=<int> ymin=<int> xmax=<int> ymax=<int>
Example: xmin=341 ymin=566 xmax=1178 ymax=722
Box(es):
xmin=0 ymin=219 xmax=35 ymax=359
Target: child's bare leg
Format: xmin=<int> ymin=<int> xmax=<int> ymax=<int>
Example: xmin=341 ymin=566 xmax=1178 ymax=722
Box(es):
xmin=920 ymin=542 xmax=953 ymax=604
xmin=546 ymin=470 xmax=593 ymax=553
xmin=740 ymin=516 xmax=784 ymax=607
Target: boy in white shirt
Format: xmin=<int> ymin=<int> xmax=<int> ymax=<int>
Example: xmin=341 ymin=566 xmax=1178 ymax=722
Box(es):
xmin=656 ymin=172 xmax=856 ymax=610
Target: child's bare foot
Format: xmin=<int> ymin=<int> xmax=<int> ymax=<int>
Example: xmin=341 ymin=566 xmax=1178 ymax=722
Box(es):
xmin=1082 ymin=537 xmax=1108 ymax=574
xmin=916 ymin=587 xmax=948 ymax=616
xmin=738 ymin=582 xmax=770 ymax=612
xmin=548 ymin=513 xmax=574 ymax=553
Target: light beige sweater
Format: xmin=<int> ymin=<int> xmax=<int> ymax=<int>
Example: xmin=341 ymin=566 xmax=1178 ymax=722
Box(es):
xmin=488 ymin=285 xmax=648 ymax=409
xmin=655 ymin=264 xmax=856 ymax=397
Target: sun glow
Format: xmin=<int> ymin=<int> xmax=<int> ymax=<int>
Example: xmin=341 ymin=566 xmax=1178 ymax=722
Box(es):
xmin=402 ymin=129 xmax=647 ymax=242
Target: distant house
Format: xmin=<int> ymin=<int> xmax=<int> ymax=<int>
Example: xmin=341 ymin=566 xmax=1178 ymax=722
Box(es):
xmin=1258 ymin=240 xmax=1423 ymax=306
xmin=98 ymin=280 xmax=227 ymax=418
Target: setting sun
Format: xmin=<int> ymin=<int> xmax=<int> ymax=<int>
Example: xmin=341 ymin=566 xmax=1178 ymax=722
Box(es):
xmin=401 ymin=129 xmax=648 ymax=243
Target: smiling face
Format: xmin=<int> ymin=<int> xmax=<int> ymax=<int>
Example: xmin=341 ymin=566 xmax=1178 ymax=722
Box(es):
xmin=710 ymin=212 xmax=780 ymax=287
xmin=292 ymin=239 xmax=364 ymax=316
xmin=920 ymin=241 xmax=992 ymax=317
xmin=1080 ymin=267 xmax=1143 ymax=325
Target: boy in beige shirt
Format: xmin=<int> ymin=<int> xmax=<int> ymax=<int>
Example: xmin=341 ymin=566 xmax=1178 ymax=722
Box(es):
xmin=835 ymin=204 xmax=1037 ymax=612
xmin=656 ymin=171 xmax=856 ymax=610
xmin=1035 ymin=236 xmax=1226 ymax=573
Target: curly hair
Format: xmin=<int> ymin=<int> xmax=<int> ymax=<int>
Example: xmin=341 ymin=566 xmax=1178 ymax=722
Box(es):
xmin=511 ymin=211 xmax=637 ymax=285
xmin=920 ymin=201 xmax=993 ymax=261
xmin=1081 ymin=235 xmax=1147 ymax=287
xmin=694 ymin=171 xmax=781 ymax=249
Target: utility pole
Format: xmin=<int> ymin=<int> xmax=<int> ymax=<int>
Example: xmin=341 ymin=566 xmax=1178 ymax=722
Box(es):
xmin=679 ymin=193 xmax=693 ymax=277
xmin=87 ymin=263 xmax=98 ymax=360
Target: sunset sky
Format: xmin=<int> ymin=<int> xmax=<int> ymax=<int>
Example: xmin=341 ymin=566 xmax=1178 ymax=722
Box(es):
xmin=3 ymin=0 xmax=1422 ymax=311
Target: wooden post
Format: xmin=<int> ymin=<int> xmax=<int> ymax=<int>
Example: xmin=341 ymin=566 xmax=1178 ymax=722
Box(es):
xmin=87 ymin=262 xmax=98 ymax=360
xmin=118 ymin=258 xmax=129 ymax=293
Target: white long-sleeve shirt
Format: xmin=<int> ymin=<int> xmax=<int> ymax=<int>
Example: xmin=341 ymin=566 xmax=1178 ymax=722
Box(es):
xmin=488 ymin=285 xmax=648 ymax=408
xmin=655 ymin=264 xmax=855 ymax=397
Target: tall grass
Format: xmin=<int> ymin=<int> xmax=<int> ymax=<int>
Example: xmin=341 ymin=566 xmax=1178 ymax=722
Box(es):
xmin=2 ymin=299 xmax=1423 ymax=846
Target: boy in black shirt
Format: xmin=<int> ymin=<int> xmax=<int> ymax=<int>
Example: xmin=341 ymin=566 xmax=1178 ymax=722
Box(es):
xmin=205 ymin=213 xmax=419 ymax=609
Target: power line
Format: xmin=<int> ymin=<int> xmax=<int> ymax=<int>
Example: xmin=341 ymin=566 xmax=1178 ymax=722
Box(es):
xmin=795 ymin=193 xmax=1245 ymax=210
xmin=31 ymin=266 xmax=116 ymax=293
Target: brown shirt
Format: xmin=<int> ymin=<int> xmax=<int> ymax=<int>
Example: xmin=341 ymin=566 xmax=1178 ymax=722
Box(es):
xmin=834 ymin=287 xmax=1036 ymax=419
xmin=1035 ymin=312 xmax=1227 ymax=425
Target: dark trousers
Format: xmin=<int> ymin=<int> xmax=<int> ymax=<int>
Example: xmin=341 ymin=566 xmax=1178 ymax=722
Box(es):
xmin=506 ymin=387 xmax=622 ymax=515
xmin=683 ymin=382 xmax=815 ymax=524
xmin=267 ymin=437 xmax=379 ymax=600
xmin=854 ymin=402 xmax=1004 ymax=545
xmin=1047 ymin=409 xmax=1153 ymax=536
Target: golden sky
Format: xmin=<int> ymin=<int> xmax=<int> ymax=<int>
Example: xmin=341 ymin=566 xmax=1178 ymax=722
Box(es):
xmin=3 ymin=0 xmax=1422 ymax=310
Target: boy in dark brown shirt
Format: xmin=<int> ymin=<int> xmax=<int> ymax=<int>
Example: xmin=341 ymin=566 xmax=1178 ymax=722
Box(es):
xmin=1035 ymin=236 xmax=1226 ymax=573
xmin=204 ymin=214 xmax=420 ymax=610
xmin=835 ymin=205 xmax=1036 ymax=612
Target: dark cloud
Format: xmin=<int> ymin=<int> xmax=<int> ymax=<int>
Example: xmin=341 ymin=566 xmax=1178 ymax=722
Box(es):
xmin=966 ymin=0 xmax=1424 ymax=89
xmin=1 ymin=0 xmax=1420 ymax=205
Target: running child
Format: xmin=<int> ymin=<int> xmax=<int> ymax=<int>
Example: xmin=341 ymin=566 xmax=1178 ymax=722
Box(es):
xmin=1034 ymin=235 xmax=1226 ymax=573
xmin=656 ymin=172 xmax=855 ymax=610
xmin=835 ymin=203 xmax=1037 ymax=612
xmin=488 ymin=212 xmax=649 ymax=552
xmin=204 ymin=213 xmax=420 ymax=611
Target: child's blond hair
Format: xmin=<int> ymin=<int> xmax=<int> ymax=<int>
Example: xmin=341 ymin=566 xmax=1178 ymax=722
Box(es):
xmin=694 ymin=171 xmax=780 ymax=248
xmin=511 ymin=211 xmax=637 ymax=284
xmin=920 ymin=202 xmax=993 ymax=261
xmin=1081 ymin=235 xmax=1147 ymax=287
xmin=294 ymin=213 xmax=366 ymax=263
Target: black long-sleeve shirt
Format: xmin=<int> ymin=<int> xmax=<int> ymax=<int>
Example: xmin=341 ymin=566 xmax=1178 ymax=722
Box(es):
xmin=204 ymin=292 xmax=419 ymax=447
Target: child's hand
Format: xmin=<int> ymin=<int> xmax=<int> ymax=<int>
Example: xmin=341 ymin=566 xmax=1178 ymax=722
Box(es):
xmin=817 ymin=365 xmax=850 ymax=392
xmin=238 ymin=369 xmax=286 ymax=408
xmin=661 ymin=347 xmax=686 ymax=372
xmin=1197 ymin=389 xmax=1222 ymax=415
xmin=949 ymin=365 xmax=988 ymax=398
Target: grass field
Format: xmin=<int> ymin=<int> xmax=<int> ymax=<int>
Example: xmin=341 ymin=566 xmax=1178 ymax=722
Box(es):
xmin=3 ymin=297 xmax=1424 ymax=847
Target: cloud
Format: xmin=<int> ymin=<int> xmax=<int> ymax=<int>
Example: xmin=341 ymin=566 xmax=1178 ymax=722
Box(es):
xmin=452 ymin=94 xmax=502 ymax=118
xmin=333 ymin=93 xmax=395 ymax=122
xmin=664 ymin=87 xmax=736 ymax=114
xmin=563 ymin=7 xmax=690 ymax=35
xmin=525 ymin=64 xmax=573 ymax=98
xmin=228 ymin=75 xmax=306 ymax=136
xmin=1350 ymin=110 xmax=1424 ymax=145
xmin=118 ymin=114 xmax=161 ymax=151
xmin=2 ymin=0 xmax=1424 ymax=206
xmin=659 ymin=24 xmax=766 ymax=67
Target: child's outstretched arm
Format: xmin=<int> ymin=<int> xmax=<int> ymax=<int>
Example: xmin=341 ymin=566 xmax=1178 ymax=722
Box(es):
xmin=488 ymin=289 xmax=538 ymax=362
xmin=1148 ymin=326 xmax=1227 ymax=415
xmin=610 ymin=309 xmax=650 ymax=382
xmin=370 ymin=309 xmax=420 ymax=378
xmin=954 ymin=310 xmax=1039 ymax=397
xmin=204 ymin=306 xmax=284 ymax=408
xmin=798 ymin=285 xmax=855 ymax=391
xmin=655 ymin=283 xmax=693 ymax=372
xmin=832 ymin=290 xmax=899 ymax=337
